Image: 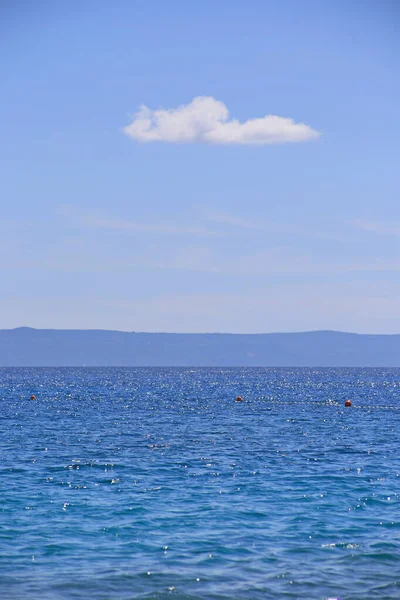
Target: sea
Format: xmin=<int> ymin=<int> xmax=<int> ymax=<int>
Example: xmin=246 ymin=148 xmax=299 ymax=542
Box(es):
xmin=1 ymin=367 xmax=400 ymax=600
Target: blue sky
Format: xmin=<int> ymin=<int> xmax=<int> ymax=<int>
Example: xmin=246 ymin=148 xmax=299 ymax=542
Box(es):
xmin=1 ymin=0 xmax=399 ymax=333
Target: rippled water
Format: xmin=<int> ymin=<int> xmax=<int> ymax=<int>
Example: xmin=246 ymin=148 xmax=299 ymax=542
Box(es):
xmin=1 ymin=368 xmax=400 ymax=599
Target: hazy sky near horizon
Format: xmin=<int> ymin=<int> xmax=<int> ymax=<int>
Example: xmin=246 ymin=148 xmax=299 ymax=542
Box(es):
xmin=1 ymin=0 xmax=399 ymax=333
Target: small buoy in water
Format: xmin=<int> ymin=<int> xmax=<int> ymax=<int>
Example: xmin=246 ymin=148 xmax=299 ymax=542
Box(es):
xmin=236 ymin=396 xmax=243 ymax=402
xmin=344 ymin=400 xmax=352 ymax=407
xmin=30 ymin=395 xmax=36 ymax=400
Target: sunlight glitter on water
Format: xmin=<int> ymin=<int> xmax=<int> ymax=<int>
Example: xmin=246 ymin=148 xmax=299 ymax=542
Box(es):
xmin=0 ymin=367 xmax=400 ymax=599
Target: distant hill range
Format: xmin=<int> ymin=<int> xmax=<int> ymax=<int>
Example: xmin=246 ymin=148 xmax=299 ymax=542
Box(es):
xmin=0 ymin=327 xmax=399 ymax=367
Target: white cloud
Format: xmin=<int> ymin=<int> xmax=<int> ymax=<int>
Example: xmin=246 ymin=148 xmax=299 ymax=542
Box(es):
xmin=205 ymin=210 xmax=353 ymax=242
xmin=57 ymin=206 xmax=227 ymax=238
xmin=351 ymin=219 xmax=400 ymax=235
xmin=123 ymin=96 xmax=320 ymax=145
xmin=81 ymin=215 xmax=226 ymax=237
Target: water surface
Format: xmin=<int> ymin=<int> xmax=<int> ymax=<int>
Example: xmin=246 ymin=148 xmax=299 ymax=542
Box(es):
xmin=1 ymin=368 xmax=399 ymax=599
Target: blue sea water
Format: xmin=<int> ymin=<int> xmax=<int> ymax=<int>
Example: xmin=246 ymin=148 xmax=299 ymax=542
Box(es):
xmin=1 ymin=368 xmax=400 ymax=600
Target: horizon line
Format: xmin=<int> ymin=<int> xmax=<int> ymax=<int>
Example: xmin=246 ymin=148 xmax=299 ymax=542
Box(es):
xmin=2 ymin=327 xmax=400 ymax=337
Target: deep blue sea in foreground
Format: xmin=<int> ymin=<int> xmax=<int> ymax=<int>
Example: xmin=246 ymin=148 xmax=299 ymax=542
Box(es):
xmin=1 ymin=368 xmax=400 ymax=600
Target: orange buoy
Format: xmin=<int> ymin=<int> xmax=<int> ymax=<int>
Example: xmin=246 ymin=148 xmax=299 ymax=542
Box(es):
xmin=30 ymin=395 xmax=36 ymax=400
xmin=344 ymin=399 xmax=352 ymax=407
xmin=236 ymin=396 xmax=243 ymax=402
